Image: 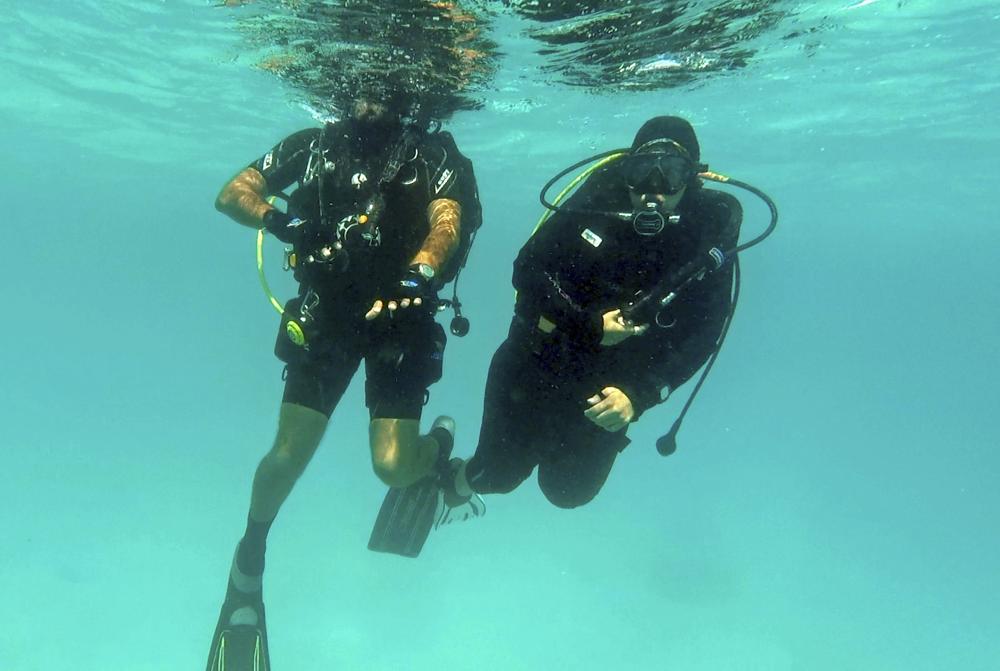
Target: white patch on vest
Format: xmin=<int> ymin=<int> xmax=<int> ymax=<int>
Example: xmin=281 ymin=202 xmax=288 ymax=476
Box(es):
xmin=262 ymin=151 xmax=274 ymax=171
xmin=581 ymin=228 xmax=603 ymax=248
xmin=434 ymin=168 xmax=454 ymax=194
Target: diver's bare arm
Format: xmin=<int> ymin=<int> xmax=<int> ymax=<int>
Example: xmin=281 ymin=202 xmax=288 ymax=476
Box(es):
xmin=214 ymin=167 xmax=274 ymax=229
xmin=410 ymin=198 xmax=462 ymax=273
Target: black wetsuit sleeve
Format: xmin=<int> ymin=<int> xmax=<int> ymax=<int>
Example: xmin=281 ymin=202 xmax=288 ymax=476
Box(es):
xmin=512 ymin=214 xmax=604 ymax=346
xmin=419 ymin=131 xmax=470 ymax=204
xmin=249 ymin=128 xmax=320 ymax=194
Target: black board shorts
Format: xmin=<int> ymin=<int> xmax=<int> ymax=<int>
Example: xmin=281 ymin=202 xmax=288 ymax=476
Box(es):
xmin=277 ymin=303 xmax=446 ymax=420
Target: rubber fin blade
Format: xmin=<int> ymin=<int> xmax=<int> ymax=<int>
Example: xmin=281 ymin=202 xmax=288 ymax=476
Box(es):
xmin=206 ymin=589 xmax=270 ymax=671
xmin=368 ymin=477 xmax=441 ymax=558
xmin=207 ymin=625 xmax=270 ymax=671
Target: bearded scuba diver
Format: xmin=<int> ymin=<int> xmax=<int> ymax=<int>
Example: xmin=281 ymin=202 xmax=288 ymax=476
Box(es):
xmin=206 ymin=94 xmax=482 ymax=666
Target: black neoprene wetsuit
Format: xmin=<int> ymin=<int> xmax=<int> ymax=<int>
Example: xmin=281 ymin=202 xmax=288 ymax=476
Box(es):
xmin=249 ymin=119 xmax=478 ymax=419
xmin=465 ymin=170 xmax=741 ymax=507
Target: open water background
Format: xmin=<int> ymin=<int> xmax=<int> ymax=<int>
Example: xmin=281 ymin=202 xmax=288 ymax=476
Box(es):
xmin=2 ymin=1 xmax=998 ymax=669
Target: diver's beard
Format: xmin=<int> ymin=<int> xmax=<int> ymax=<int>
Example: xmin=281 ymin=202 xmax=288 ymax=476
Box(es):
xmin=355 ymin=109 xmax=394 ymax=126
xmin=354 ymin=115 xmax=402 ymax=152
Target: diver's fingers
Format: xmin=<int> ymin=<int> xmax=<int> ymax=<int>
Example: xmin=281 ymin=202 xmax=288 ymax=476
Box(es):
xmin=599 ymin=415 xmax=629 ymax=433
xmin=594 ymin=405 xmax=629 ymax=428
xmin=365 ymin=300 xmax=384 ymax=321
xmin=584 ymin=397 xmax=614 ymax=419
xmin=586 ymin=388 xmax=618 ymax=414
xmin=587 ymin=413 xmax=624 ymax=431
xmin=609 ymin=310 xmax=628 ymax=333
xmin=413 ymin=297 xmax=422 ymax=307
xmin=591 ymin=407 xmax=627 ymax=431
xmin=399 ymin=298 xmax=412 ymax=309
xmin=387 ymin=300 xmax=398 ymax=312
xmin=604 ymin=419 xmax=628 ymax=433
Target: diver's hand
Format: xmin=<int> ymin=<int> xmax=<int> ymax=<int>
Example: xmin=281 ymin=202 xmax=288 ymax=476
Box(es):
xmin=600 ymin=309 xmax=648 ymax=346
xmin=261 ymin=209 xmax=306 ymax=245
xmin=364 ymin=269 xmax=438 ymax=321
xmin=365 ymin=296 xmax=427 ymax=320
xmin=584 ymin=387 xmax=635 ymax=432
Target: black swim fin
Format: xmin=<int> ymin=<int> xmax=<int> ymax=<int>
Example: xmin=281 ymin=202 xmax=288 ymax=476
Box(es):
xmin=368 ymin=475 xmax=442 ymax=558
xmin=368 ymin=416 xmax=455 ymax=558
xmin=206 ymin=555 xmax=271 ymax=671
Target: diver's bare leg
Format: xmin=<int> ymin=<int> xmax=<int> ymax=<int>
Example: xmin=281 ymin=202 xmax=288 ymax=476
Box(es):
xmin=369 ymin=418 xmax=442 ymax=488
xmin=237 ymin=402 xmax=328 ymax=575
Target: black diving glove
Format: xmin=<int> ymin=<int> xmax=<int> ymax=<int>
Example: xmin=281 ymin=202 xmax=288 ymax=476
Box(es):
xmin=393 ymin=267 xmax=439 ymax=313
xmin=262 ymin=209 xmax=307 ymax=245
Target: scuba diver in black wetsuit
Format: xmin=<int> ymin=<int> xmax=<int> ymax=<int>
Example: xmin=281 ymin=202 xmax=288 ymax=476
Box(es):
xmin=433 ymin=115 xmax=776 ymax=516
xmin=205 ymin=97 xmax=481 ymax=670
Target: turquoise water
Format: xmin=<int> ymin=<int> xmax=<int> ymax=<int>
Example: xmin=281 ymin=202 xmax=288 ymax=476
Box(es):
xmin=3 ymin=1 xmax=999 ymax=669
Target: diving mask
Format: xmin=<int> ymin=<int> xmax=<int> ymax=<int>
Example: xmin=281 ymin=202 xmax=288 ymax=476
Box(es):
xmin=623 ymin=139 xmax=696 ymax=195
